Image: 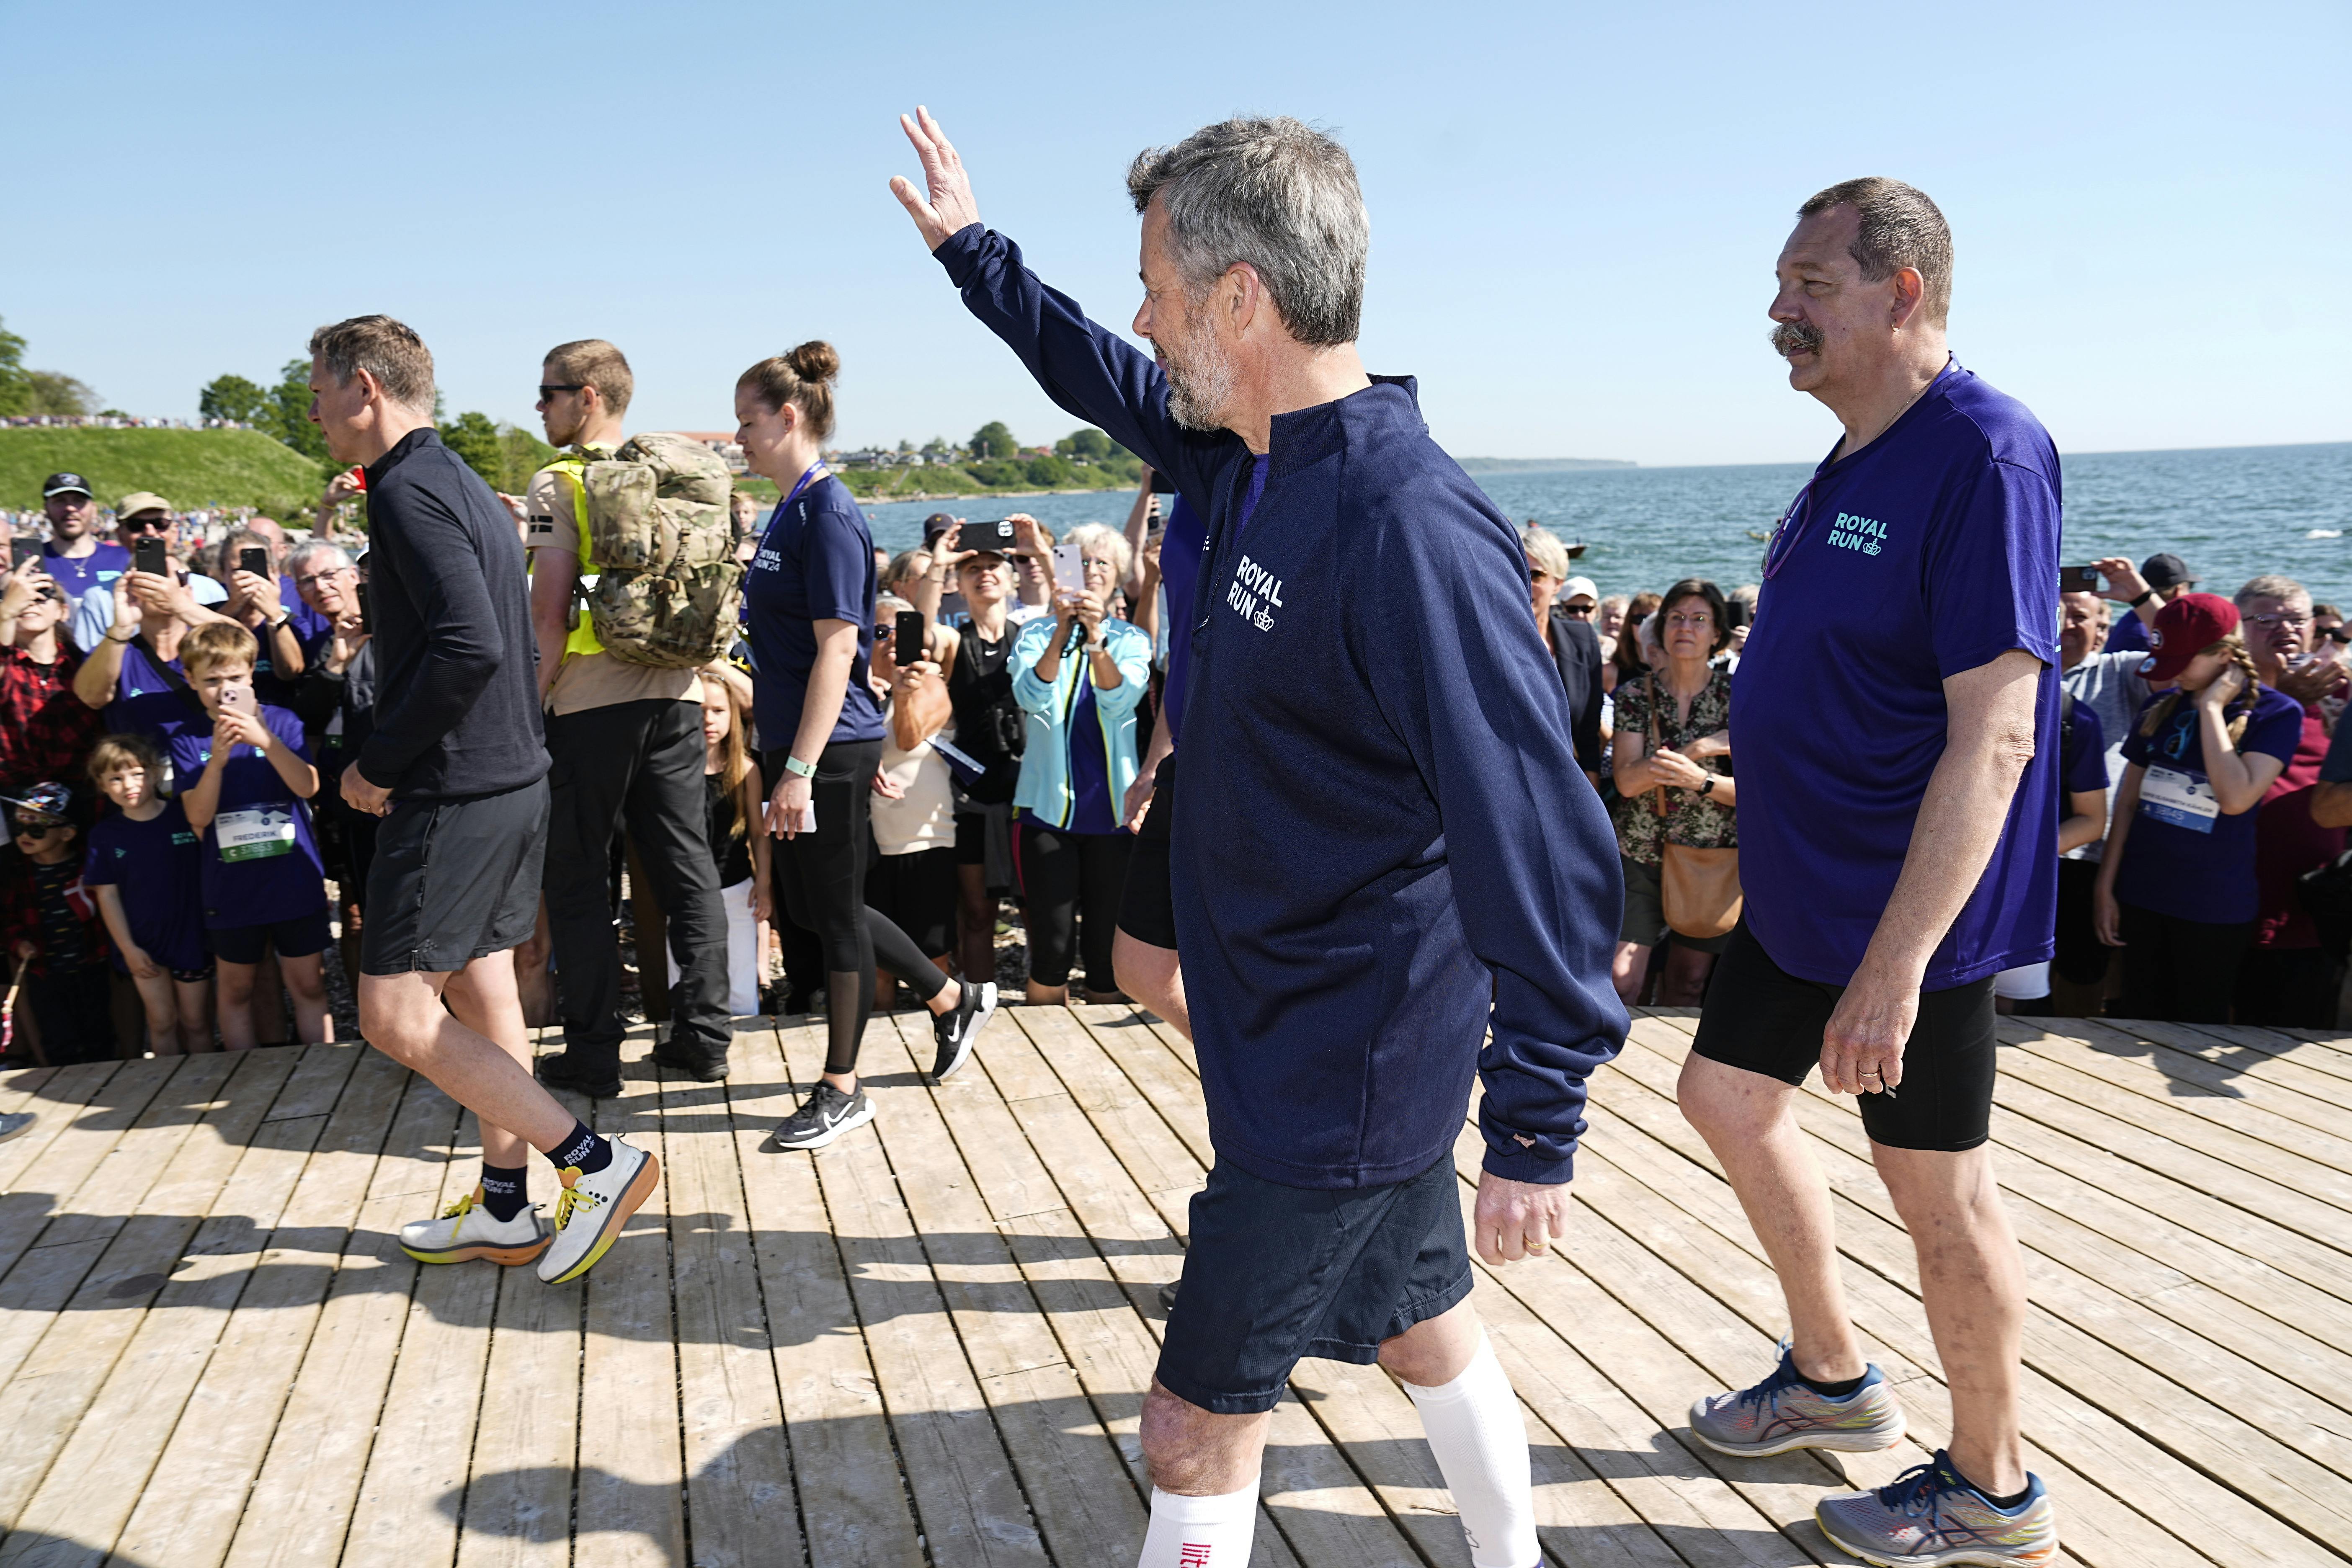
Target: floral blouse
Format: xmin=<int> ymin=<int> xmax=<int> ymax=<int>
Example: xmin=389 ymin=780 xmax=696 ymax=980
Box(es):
xmin=1609 ymin=666 xmax=1736 ymax=865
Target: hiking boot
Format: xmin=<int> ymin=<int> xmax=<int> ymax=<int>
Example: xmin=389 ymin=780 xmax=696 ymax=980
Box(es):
xmin=931 ymin=981 xmax=997 ymax=1082
xmin=773 ymin=1081 xmax=873 ymax=1150
xmin=651 ymin=1044 xmax=729 ymax=1082
xmin=1815 ymin=1453 xmax=2057 ymax=1567
xmin=1689 ymin=1343 xmax=1906 ymax=1457
xmin=536 ymin=1136 xmax=660 ymax=1284
xmin=399 ymin=1189 xmax=550 ymax=1266
xmin=536 ymin=1051 xmax=624 ymax=1100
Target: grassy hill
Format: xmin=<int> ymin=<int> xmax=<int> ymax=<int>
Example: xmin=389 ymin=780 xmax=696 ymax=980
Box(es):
xmin=0 ymin=428 xmax=330 ymax=516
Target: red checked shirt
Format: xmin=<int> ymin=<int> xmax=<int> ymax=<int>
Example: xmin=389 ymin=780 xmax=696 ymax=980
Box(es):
xmin=0 ymin=642 xmax=101 ymax=796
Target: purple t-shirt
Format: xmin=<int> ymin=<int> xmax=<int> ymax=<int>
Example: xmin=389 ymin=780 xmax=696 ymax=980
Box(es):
xmin=42 ymin=540 xmax=128 ymax=602
xmin=2116 ymin=685 xmax=2303 ymax=924
xmin=1159 ymin=493 xmax=1207 ymax=747
xmin=2105 ymin=609 xmax=2149 ymax=654
xmin=743 ymin=472 xmax=884 ymax=749
xmin=81 ymin=799 xmax=209 ymax=972
xmin=162 ymin=703 xmax=328 ymax=929
xmin=1734 ymin=362 xmax=2062 ymax=987
xmin=108 ymin=642 xmax=203 ymax=743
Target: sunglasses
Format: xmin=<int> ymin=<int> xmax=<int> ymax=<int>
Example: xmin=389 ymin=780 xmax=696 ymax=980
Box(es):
xmin=536 ymin=384 xmax=585 ymax=401
xmin=12 ymin=819 xmax=63 ymax=838
xmin=119 ymin=516 xmax=169 ymax=534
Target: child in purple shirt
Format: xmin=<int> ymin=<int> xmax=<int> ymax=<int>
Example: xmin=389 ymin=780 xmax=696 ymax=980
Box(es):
xmin=83 ymin=732 xmax=212 ymax=1054
xmin=170 ymin=622 xmax=333 ymax=1048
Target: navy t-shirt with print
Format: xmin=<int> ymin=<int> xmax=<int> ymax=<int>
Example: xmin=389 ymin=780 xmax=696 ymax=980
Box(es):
xmin=41 ymin=541 xmax=128 ymax=602
xmin=2060 ymin=699 xmax=2108 ymax=819
xmin=107 ymin=643 xmax=204 ymax=745
xmin=743 ymin=472 xmax=885 ymax=750
xmin=2116 ymin=685 xmax=2303 ymax=924
xmin=1734 ymin=361 xmax=2063 ymax=987
xmin=162 ymin=703 xmax=328 ymax=929
xmin=82 ymin=799 xmax=209 ymax=972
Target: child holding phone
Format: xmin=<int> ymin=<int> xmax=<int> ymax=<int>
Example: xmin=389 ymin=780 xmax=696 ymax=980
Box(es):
xmin=170 ymin=621 xmax=333 ymax=1047
xmin=83 ymin=734 xmax=212 ymax=1053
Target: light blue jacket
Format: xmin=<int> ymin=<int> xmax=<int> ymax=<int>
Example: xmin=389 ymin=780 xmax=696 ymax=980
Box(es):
xmin=1009 ymin=613 xmax=1152 ymax=830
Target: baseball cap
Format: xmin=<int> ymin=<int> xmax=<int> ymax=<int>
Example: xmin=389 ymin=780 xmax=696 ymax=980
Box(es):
xmin=2143 ymin=552 xmax=2199 ymax=591
xmin=1 ymin=782 xmax=73 ymax=831
xmin=921 ymin=512 xmax=958 ymax=543
xmin=41 ymin=472 xmax=92 ymax=500
xmin=2142 ymin=592 xmax=2239 ymax=683
xmin=1562 ymin=575 xmax=1599 ymax=606
xmin=116 ymin=492 xmax=173 ymax=518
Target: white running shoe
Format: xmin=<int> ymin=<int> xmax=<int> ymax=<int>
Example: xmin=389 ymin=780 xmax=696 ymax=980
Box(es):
xmin=399 ymin=1189 xmax=550 ymax=1266
xmin=536 ymin=1135 xmax=660 ymax=1284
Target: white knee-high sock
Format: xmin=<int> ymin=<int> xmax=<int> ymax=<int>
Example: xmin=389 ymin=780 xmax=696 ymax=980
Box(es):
xmin=1137 ymin=1480 xmax=1259 ymax=1568
xmin=1403 ymin=1332 xmax=1539 ymax=1568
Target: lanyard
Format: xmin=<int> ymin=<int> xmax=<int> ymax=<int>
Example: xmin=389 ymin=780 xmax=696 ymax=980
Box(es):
xmin=757 ymin=463 xmax=829 ymax=555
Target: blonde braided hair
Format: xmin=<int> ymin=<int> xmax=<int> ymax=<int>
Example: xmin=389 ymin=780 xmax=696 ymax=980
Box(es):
xmin=2136 ymin=632 xmax=2263 ymax=750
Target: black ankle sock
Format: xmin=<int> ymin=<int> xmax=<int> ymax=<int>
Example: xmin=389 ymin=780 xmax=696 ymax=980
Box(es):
xmin=1968 ymin=1479 xmax=2033 ymax=1512
xmin=549 ymin=1119 xmax=611 ymax=1175
xmin=477 ymin=1163 xmax=528 ymax=1222
xmin=1798 ymin=1369 xmax=1866 ymax=1400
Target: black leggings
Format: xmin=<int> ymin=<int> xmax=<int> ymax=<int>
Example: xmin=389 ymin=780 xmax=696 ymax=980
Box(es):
xmin=1017 ymin=823 xmax=1131 ymax=992
xmin=2115 ymin=902 xmax=2255 ymax=1024
xmin=764 ymin=741 xmax=946 ymax=1077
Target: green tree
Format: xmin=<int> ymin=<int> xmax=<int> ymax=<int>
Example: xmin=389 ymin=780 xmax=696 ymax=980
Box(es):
xmin=1026 ymin=454 xmax=1076 ymax=488
xmin=497 ymin=423 xmax=558 ymax=493
xmin=965 ymin=459 xmax=1026 ymax=487
xmin=199 ymin=373 xmax=270 ymax=425
xmin=1054 ymin=428 xmax=1119 ymax=462
xmin=0 ymin=317 xmax=28 ymax=415
xmin=441 ymin=411 xmax=505 ymax=485
xmin=970 ymin=420 xmax=1019 ymax=459
xmin=20 ymin=371 xmax=94 ymax=416
xmin=267 ymin=358 xmax=332 ymax=464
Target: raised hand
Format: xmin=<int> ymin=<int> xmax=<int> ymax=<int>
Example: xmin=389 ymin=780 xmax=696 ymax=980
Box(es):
xmin=888 ymin=106 xmax=982 ymax=251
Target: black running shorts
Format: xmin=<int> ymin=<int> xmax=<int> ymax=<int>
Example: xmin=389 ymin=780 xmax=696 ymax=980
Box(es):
xmin=1690 ymin=921 xmax=1997 ymax=1151
xmin=1155 ymin=1151 xmax=1473 ymax=1415
xmin=361 ymin=778 xmax=550 ymax=976
xmin=1114 ymin=752 xmax=1178 ymax=950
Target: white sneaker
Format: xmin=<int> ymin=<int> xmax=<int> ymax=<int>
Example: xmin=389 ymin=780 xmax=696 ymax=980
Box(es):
xmin=536 ymin=1135 xmax=660 ymax=1284
xmin=398 ymin=1189 xmax=550 ymax=1266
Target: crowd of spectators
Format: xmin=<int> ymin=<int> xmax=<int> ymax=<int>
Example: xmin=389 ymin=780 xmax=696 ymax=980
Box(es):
xmin=8 ymin=433 xmax=2345 ymax=1069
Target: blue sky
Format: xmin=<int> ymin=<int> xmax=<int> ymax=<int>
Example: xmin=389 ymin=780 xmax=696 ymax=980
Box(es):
xmin=3 ymin=1 xmax=2343 ymax=466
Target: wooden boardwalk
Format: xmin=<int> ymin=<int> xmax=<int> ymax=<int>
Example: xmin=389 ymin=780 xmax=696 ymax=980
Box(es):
xmin=1 ymin=1003 xmax=2350 ymax=1565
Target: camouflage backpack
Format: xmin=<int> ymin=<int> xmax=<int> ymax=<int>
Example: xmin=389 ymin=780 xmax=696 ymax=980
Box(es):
xmin=575 ymin=433 xmax=743 ymax=668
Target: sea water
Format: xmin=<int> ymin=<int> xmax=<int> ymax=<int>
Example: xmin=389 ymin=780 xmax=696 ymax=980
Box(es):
xmin=866 ymin=440 xmax=2352 ymax=608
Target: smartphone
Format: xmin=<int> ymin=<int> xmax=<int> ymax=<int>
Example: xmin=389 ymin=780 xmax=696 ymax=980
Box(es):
xmin=1723 ymin=597 xmax=1749 ymax=630
xmin=2060 ymin=564 xmax=2101 ymax=592
xmin=1052 ymin=541 xmax=1084 ymax=586
xmin=346 ymin=464 xmax=367 ymax=493
xmin=134 ymin=537 xmax=169 ymax=579
xmin=219 ymin=685 xmax=256 ymax=718
xmin=970 ymin=518 xmax=1017 ymax=550
xmin=239 ymin=546 xmax=269 ymax=579
xmin=894 ymin=609 xmax=924 ymax=667
xmin=11 ymin=540 xmax=38 ymax=569
xmin=357 ymin=582 xmax=373 ymax=634
xmin=1150 ymin=469 xmax=1176 ymax=495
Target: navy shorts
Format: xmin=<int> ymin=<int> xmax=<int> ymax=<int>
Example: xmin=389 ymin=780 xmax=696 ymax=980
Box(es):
xmin=1114 ymin=752 xmax=1177 ymax=950
xmin=362 ymin=778 xmax=549 ymax=976
xmin=1155 ymin=1151 xmax=1473 ymax=1415
xmin=1691 ymin=920 xmax=1998 ymax=1151
xmin=209 ymin=907 xmax=333 ymax=966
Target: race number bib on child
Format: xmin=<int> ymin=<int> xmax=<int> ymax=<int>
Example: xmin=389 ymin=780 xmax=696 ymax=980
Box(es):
xmin=2139 ymin=764 xmax=2220 ymax=834
xmin=215 ymin=807 xmax=299 ymax=861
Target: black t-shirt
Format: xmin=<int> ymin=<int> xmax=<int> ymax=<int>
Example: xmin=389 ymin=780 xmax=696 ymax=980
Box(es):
xmin=704 ymin=773 xmax=754 ymax=887
xmin=946 ymin=616 xmax=1024 ymax=805
xmin=32 ymin=858 xmax=100 ymax=970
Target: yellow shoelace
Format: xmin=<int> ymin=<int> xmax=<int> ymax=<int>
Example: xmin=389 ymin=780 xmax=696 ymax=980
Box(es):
xmin=551 ymin=1168 xmax=605 ymax=1231
xmin=439 ymin=1192 xmax=477 ymax=1222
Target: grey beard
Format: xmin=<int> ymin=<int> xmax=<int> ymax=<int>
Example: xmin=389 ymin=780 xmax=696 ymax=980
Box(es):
xmin=1771 ymin=320 xmax=1824 ymax=358
xmin=1164 ymin=336 xmax=1238 ymax=432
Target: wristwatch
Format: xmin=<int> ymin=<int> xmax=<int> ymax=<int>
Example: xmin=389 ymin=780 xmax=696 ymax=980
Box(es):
xmin=1699 ymin=776 xmax=1717 ymax=798
xmin=268 ymin=611 xmax=291 ymax=629
xmin=783 ymin=755 xmax=818 ymax=780
xmin=2130 ymin=590 xmax=2156 ymax=607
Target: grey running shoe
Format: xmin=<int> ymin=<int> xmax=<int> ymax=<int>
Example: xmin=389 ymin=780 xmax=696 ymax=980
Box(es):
xmin=772 ymin=1082 xmax=873 ymax=1150
xmin=1689 ymin=1344 xmax=1906 ymax=1457
xmin=1816 ymin=1452 xmax=2056 ymax=1567
xmin=0 ymin=1112 xmax=33 ymax=1144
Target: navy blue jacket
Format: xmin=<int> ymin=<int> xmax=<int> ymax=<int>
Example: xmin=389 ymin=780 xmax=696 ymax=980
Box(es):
xmin=939 ymin=225 xmax=1625 ymax=1187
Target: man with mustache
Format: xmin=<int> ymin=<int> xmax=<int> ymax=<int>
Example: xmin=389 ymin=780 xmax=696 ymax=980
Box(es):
xmin=892 ymin=109 xmax=1625 ymax=1568
xmin=1681 ymin=180 xmax=2061 ymax=1563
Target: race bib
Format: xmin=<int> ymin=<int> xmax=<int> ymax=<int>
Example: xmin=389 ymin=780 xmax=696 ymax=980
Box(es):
xmin=2140 ymin=764 xmax=2219 ymax=834
xmin=216 ymin=807 xmax=298 ymax=861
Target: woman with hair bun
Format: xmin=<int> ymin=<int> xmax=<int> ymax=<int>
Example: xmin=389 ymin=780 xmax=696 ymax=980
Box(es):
xmin=735 ymin=341 xmax=995 ymax=1148
xmin=2093 ymin=592 xmax=2302 ymax=1021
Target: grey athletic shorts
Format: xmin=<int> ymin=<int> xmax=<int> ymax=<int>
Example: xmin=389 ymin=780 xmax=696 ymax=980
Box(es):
xmin=361 ymin=777 xmax=549 ymax=975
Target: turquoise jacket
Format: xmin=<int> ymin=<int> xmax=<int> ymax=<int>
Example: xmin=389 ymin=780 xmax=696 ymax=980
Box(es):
xmin=1009 ymin=613 xmax=1152 ymax=830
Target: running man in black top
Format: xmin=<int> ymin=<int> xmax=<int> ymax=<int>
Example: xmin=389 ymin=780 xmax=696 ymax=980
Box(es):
xmin=306 ymin=315 xmax=658 ymax=1287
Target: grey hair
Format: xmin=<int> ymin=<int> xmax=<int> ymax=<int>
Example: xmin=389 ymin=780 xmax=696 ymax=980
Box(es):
xmin=1063 ymin=523 xmax=1134 ymax=583
xmin=1127 ymin=117 xmax=1368 ymax=346
xmin=2236 ymin=573 xmax=2310 ymax=610
xmin=1798 ymin=177 xmax=1953 ymax=327
xmin=288 ymin=540 xmax=353 ymax=575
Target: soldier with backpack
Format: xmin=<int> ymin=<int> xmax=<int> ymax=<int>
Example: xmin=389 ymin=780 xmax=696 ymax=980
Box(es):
xmin=523 ymin=339 xmax=740 ymax=1094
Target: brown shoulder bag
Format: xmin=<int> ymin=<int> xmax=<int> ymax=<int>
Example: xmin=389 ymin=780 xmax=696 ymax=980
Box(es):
xmin=1648 ymin=674 xmax=1743 ymax=939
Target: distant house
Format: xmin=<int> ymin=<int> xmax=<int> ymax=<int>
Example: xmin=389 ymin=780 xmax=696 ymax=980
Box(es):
xmin=678 ymin=431 xmax=748 ymax=474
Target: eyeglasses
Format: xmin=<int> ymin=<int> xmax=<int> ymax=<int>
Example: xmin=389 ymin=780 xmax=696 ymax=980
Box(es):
xmin=294 ymin=567 xmax=354 ymax=589
xmin=1560 ymin=602 xmax=1596 ymax=616
xmin=536 ymin=384 xmax=585 ymax=401
xmin=118 ymin=516 xmax=168 ymax=534
xmin=2245 ymin=612 xmax=2313 ymax=629
xmin=1665 ymin=612 xmax=1716 ymax=629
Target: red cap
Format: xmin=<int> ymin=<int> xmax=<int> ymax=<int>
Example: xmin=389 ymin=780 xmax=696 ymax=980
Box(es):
xmin=2143 ymin=592 xmax=2239 ymax=682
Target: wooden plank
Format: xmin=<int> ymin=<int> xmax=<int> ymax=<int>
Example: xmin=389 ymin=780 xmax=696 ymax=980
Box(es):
xmin=727 ymin=1016 xmax=923 ymax=1568
xmin=2032 ymin=1017 xmax=2352 ymax=1130
xmin=0 ymin=1059 xmax=121 ymax=1194
xmin=32 ymin=1047 xmax=410 ymax=1568
xmin=0 ymin=1055 xmax=189 ymax=1277
xmin=571 ymin=1029 xmax=685 ymax=1568
xmin=783 ymin=1019 xmax=1047 ymax=1567
xmin=5 ymin=1050 xmax=243 ymax=1254
xmin=659 ymin=1024 xmax=799 ymax=1568
xmin=221 ymin=1070 xmax=466 ymax=1568
xmin=1015 ymin=1008 xmax=1205 ymax=1216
